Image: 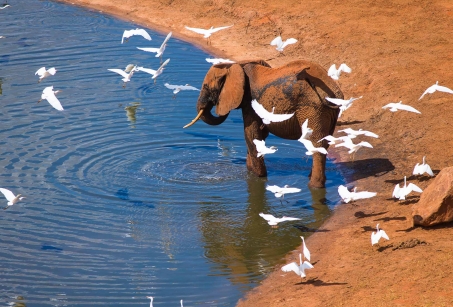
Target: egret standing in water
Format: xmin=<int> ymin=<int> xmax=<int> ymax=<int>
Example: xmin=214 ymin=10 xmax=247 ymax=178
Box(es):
xmin=35 ymin=67 xmax=57 ymax=83
xmin=38 ymin=86 xmax=64 ymax=111
xmin=413 ymin=156 xmax=434 ymax=177
xmin=121 ymin=28 xmax=151 ymax=44
xmin=184 ymin=25 xmax=233 ymax=44
xmin=0 ymin=188 xmax=25 ymax=209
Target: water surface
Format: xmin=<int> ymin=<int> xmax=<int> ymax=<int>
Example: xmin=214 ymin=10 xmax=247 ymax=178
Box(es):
xmin=0 ymin=1 xmax=343 ymax=306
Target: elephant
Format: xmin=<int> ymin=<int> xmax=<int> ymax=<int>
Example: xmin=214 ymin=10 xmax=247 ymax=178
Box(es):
xmin=184 ymin=59 xmax=343 ymax=188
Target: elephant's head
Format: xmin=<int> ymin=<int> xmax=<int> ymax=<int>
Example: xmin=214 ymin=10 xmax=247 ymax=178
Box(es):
xmin=184 ymin=60 xmax=270 ymax=128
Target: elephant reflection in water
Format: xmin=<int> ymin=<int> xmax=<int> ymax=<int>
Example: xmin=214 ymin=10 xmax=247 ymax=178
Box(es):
xmin=185 ymin=59 xmax=343 ymax=188
xmin=197 ymin=175 xmax=332 ymax=286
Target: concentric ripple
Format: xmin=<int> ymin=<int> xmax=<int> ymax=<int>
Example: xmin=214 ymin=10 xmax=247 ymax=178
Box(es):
xmin=0 ymin=1 xmax=344 ymax=306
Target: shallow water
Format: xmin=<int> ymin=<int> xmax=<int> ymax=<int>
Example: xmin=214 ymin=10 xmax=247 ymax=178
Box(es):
xmin=0 ymin=1 xmax=344 ymax=306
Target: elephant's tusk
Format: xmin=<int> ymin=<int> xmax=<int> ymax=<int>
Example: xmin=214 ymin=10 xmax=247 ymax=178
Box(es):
xmin=183 ymin=109 xmax=204 ymax=128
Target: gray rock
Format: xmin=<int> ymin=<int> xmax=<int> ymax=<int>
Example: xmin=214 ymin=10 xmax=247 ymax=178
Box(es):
xmin=412 ymin=166 xmax=453 ymax=226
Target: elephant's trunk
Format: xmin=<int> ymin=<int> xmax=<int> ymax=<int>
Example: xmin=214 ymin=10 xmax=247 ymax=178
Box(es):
xmin=184 ymin=102 xmax=229 ymax=128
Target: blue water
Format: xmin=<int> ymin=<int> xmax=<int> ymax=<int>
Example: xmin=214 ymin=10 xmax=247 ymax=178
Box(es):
xmin=0 ymin=1 xmax=344 ymax=306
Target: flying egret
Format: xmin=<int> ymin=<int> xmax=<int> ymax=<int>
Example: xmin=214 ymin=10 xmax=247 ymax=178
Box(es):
xmin=299 ymin=119 xmax=313 ymax=140
xmin=326 ymin=96 xmax=362 ymax=117
xmin=164 ymin=83 xmax=200 ymax=98
xmin=184 ymin=25 xmax=233 ymax=44
xmin=335 ymin=137 xmax=373 ymax=161
xmin=251 ymin=99 xmax=294 ymax=125
xmin=318 ymin=135 xmax=351 ymax=145
xmin=298 ymin=138 xmax=328 ymax=156
xmin=338 ymin=128 xmax=379 ymax=139
xmin=38 ymin=86 xmax=63 ymax=111
xmin=146 ymin=296 xmax=153 ymax=307
xmin=253 ymin=139 xmax=277 ymax=157
xmin=382 ymin=101 xmax=421 ymax=114
xmin=338 ymin=185 xmax=377 ymax=203
xmin=371 ymin=223 xmax=390 ymax=246
xmin=205 ymin=58 xmax=235 ymax=65
xmin=0 ymin=4 xmax=10 ymax=9
xmin=259 ymin=213 xmax=301 ymax=226
xmin=266 ymin=184 xmax=301 ymax=204
xmin=392 ymin=176 xmax=423 ymax=200
xmin=0 ymin=188 xmax=25 ymax=209
xmin=137 ymin=31 xmax=172 ymax=63
xmin=270 ymin=36 xmax=298 ymax=52
xmin=327 ymin=63 xmax=351 ymax=80
xmin=419 ymin=81 xmax=453 ymax=100
xmin=281 ymin=253 xmax=314 ymax=279
xmin=413 ymin=156 xmax=434 ymax=177
xmin=35 ymin=67 xmax=57 ymax=83
xmin=108 ymin=65 xmax=138 ymax=88
xmin=136 ymin=58 xmax=170 ymax=83
xmin=121 ymin=28 xmax=151 ymax=44
xmin=300 ymin=236 xmax=310 ymax=262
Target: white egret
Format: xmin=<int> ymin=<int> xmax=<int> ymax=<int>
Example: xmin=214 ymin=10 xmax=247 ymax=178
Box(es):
xmin=413 ymin=156 xmax=434 ymax=177
xmin=259 ymin=213 xmax=301 ymax=226
xmin=326 ymin=96 xmax=362 ymax=117
xmin=35 ymin=67 xmax=57 ymax=83
xmin=382 ymin=101 xmax=421 ymax=114
xmin=298 ymin=138 xmax=328 ymax=156
xmin=300 ymin=118 xmax=313 ymax=140
xmin=136 ymin=58 xmax=170 ymax=83
xmin=251 ymin=99 xmax=294 ymax=125
xmin=146 ymin=296 xmax=153 ymax=307
xmin=393 ymin=176 xmax=423 ymax=200
xmin=184 ymin=25 xmax=233 ymax=44
xmin=338 ymin=128 xmax=379 ymax=139
xmin=318 ymin=135 xmax=351 ymax=145
xmin=338 ymin=185 xmax=377 ymax=203
xmin=371 ymin=223 xmax=390 ymax=246
xmin=281 ymin=253 xmax=314 ymax=279
xmin=164 ymin=83 xmax=200 ymax=98
xmin=327 ymin=63 xmax=351 ymax=80
xmin=180 ymin=299 xmax=183 ymax=307
xmin=253 ymin=139 xmax=277 ymax=157
xmin=300 ymin=236 xmax=311 ymax=262
xmin=335 ymin=137 xmax=373 ymax=161
xmin=205 ymin=58 xmax=235 ymax=65
xmin=419 ymin=81 xmax=453 ymax=100
xmin=0 ymin=4 xmax=10 ymax=9
xmin=0 ymin=188 xmax=25 ymax=209
xmin=270 ymin=36 xmax=298 ymax=52
xmin=121 ymin=28 xmax=151 ymax=44
xmin=108 ymin=65 xmax=138 ymax=87
xmin=137 ymin=31 xmax=172 ymax=63
xmin=38 ymin=86 xmax=63 ymax=111
xmin=266 ymin=184 xmax=301 ymax=203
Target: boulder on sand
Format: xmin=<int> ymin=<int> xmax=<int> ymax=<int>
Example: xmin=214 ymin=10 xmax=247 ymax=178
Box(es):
xmin=412 ymin=166 xmax=453 ymax=227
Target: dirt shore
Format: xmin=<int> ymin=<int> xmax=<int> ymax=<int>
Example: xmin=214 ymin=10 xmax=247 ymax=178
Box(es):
xmin=61 ymin=0 xmax=453 ymax=305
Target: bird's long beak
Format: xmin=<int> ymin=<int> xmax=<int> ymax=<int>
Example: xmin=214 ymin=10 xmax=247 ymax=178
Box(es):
xmin=183 ymin=109 xmax=204 ymax=128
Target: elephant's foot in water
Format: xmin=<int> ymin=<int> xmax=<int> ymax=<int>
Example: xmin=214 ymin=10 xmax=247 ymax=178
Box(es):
xmin=246 ymin=153 xmax=267 ymax=177
xmin=307 ymin=171 xmax=326 ymax=189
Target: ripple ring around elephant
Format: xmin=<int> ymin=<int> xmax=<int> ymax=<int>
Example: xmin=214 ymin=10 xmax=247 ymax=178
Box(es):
xmin=184 ymin=59 xmax=343 ymax=188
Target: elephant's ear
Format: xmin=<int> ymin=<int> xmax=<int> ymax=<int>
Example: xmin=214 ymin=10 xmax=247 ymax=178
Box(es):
xmin=296 ymin=65 xmax=344 ymax=100
xmin=216 ymin=64 xmax=245 ymax=116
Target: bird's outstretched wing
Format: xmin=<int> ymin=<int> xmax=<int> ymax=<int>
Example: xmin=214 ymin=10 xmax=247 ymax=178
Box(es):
xmin=184 ymin=26 xmax=209 ymax=35
xmin=338 ymin=185 xmax=351 ymax=202
xmin=35 ymin=67 xmax=47 ymax=76
xmin=42 ymin=87 xmax=63 ymax=111
xmin=158 ymin=58 xmax=171 ymax=70
xmin=392 ymin=184 xmax=401 ymax=199
xmin=251 ymin=99 xmax=271 ymax=122
xmin=179 ymin=85 xmax=200 ymax=91
xmin=354 ymin=191 xmax=377 ymax=200
xmin=281 ymin=262 xmax=300 ymax=275
xmin=210 ymin=25 xmax=233 ymax=33
xmin=407 ymin=183 xmax=423 ymax=194
xmin=164 ymin=83 xmax=180 ymax=90
xmin=122 ymin=28 xmax=151 ymax=43
xmin=327 ymin=64 xmax=337 ymax=78
xmin=379 ymin=230 xmax=390 ymax=241
xmin=339 ymin=63 xmax=352 ymax=73
xmin=270 ymin=36 xmax=282 ymax=46
xmin=357 ymin=141 xmax=373 ymax=149
xmin=137 ymin=47 xmax=160 ymax=54
xmin=206 ymin=58 xmax=235 ymax=64
xmin=265 ymin=185 xmax=281 ymax=194
xmin=281 ymin=187 xmax=302 ymax=194
xmin=258 ymin=212 xmax=274 ymax=222
xmin=419 ymin=86 xmax=434 ymax=100
xmin=162 ymin=32 xmax=173 ymax=46
xmin=0 ymin=188 xmax=15 ymax=202
xmin=395 ymin=103 xmax=421 ymax=114
xmin=424 ymin=164 xmax=434 ymax=176
xmin=281 ymin=38 xmax=298 ymax=48
xmin=108 ymin=68 xmax=129 ymax=78
xmin=136 ymin=67 xmax=157 ymax=76
xmin=325 ymin=97 xmax=346 ymax=106
xmin=280 ymin=216 xmax=301 ymax=222
xmin=299 ymin=139 xmax=328 ymax=155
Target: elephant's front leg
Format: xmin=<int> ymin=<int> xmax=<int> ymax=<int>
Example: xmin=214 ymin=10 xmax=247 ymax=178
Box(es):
xmin=242 ymin=107 xmax=268 ymax=177
xmin=308 ymin=152 xmax=327 ymax=188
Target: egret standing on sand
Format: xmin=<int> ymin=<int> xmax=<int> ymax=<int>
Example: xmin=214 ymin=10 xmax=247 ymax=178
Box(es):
xmin=0 ymin=188 xmax=25 ymax=209
xmin=281 ymin=253 xmax=314 ymax=279
xmin=300 ymin=236 xmax=311 ymax=262
xmin=251 ymin=99 xmax=294 ymax=125
xmin=184 ymin=25 xmax=233 ymax=44
xmin=419 ymin=81 xmax=453 ymax=100
xmin=338 ymin=185 xmax=377 ymax=203
xmin=371 ymin=223 xmax=390 ymax=246
xmin=382 ymin=101 xmax=421 ymax=114
xmin=328 ymin=63 xmax=351 ymax=80
xmin=413 ymin=156 xmax=434 ymax=177
xmin=35 ymin=67 xmax=57 ymax=83
xmin=270 ymin=36 xmax=298 ymax=52
xmin=121 ymin=28 xmax=151 ymax=44
xmin=253 ymin=139 xmax=277 ymax=157
xmin=137 ymin=31 xmax=172 ymax=63
xmin=38 ymin=86 xmax=64 ymax=111
xmin=392 ymin=176 xmax=423 ymax=200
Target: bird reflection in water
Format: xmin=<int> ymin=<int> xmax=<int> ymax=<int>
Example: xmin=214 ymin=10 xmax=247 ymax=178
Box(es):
xmin=124 ymin=102 xmax=142 ymax=128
